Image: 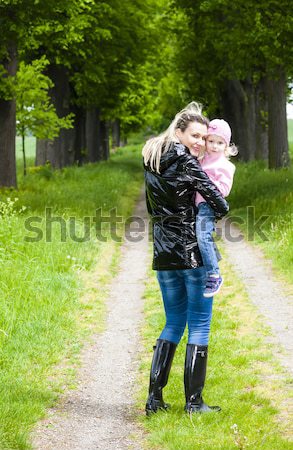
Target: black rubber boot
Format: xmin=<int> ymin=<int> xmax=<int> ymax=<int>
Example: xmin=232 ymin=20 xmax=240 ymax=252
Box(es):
xmin=184 ymin=344 xmax=221 ymax=413
xmin=145 ymin=339 xmax=177 ymax=416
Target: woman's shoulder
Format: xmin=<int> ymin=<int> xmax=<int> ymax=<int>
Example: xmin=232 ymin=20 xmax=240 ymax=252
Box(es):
xmin=168 ymin=142 xmax=198 ymax=166
xmin=172 ymin=142 xmax=188 ymax=156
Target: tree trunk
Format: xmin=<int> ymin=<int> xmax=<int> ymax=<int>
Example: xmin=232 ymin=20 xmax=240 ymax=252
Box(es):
xmin=120 ymin=135 xmax=128 ymax=147
xmin=242 ymin=78 xmax=257 ymax=161
xmin=74 ymin=106 xmax=86 ymax=166
xmin=100 ymin=120 xmax=110 ymax=160
xmin=86 ymin=108 xmax=100 ymax=162
xmin=0 ymin=43 xmax=17 ymax=188
xmin=35 ymin=64 xmax=75 ymax=168
xmin=267 ymin=70 xmax=290 ymax=169
xmin=74 ymin=109 xmax=110 ymax=164
xmin=111 ymin=119 xmax=121 ymax=148
xmin=255 ymin=78 xmax=268 ymax=161
xmin=22 ymin=132 xmax=27 ymax=176
xmin=220 ymin=78 xmax=256 ymax=161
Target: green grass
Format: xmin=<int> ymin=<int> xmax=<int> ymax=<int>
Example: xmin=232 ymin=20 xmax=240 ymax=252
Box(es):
xmin=139 ymin=253 xmax=293 ymax=450
xmin=227 ymin=146 xmax=293 ymax=284
xmin=0 ymin=143 xmax=144 ymax=449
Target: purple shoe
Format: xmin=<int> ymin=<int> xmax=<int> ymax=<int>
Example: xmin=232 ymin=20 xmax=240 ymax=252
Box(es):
xmin=204 ymin=276 xmax=223 ymax=298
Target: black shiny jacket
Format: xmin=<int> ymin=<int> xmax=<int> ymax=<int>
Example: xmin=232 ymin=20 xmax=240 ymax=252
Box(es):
xmin=144 ymin=143 xmax=229 ymax=270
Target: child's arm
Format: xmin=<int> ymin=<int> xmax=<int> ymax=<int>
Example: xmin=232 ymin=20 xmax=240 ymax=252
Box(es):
xmin=213 ymin=161 xmax=235 ymax=198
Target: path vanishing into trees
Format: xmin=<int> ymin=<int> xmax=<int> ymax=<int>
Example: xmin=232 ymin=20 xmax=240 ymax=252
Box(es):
xmin=32 ymin=192 xmax=292 ymax=449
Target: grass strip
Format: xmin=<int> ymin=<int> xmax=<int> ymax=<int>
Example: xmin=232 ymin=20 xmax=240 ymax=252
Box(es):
xmin=228 ymin=142 xmax=293 ymax=285
xmin=0 ymin=143 xmax=143 ymax=449
xmin=138 ymin=249 xmax=292 ymax=450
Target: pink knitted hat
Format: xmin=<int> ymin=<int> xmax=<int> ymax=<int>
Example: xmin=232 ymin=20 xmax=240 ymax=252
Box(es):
xmin=208 ymin=119 xmax=231 ymax=146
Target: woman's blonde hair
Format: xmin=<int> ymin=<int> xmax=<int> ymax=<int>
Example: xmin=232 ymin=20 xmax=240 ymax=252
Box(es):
xmin=142 ymin=101 xmax=209 ymax=173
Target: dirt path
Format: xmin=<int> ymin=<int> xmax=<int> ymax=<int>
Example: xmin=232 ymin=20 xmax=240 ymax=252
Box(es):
xmin=32 ymin=191 xmax=149 ymax=450
xmin=32 ymin=195 xmax=292 ymax=449
xmin=218 ymin=218 xmax=293 ymax=374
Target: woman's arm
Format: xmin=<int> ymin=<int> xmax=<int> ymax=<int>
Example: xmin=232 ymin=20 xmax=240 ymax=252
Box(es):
xmin=184 ymin=156 xmax=229 ymax=217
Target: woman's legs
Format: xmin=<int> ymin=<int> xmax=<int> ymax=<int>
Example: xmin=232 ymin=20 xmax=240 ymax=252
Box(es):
xmin=145 ymin=339 xmax=177 ymax=415
xmin=157 ymin=270 xmax=188 ymax=344
xmin=184 ymin=343 xmax=221 ymax=413
xmin=184 ymin=266 xmax=213 ymax=345
xmin=146 ymin=270 xmax=187 ymax=415
xmin=183 ymin=267 xmax=220 ymax=412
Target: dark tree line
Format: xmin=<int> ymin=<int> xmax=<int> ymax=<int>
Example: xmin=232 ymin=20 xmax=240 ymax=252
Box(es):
xmin=165 ymin=0 xmax=292 ymax=168
xmin=0 ymin=0 xmax=292 ymax=188
xmin=0 ymin=0 xmax=159 ymax=187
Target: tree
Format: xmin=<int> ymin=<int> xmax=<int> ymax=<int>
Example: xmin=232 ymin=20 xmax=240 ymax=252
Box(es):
xmin=70 ymin=0 xmax=159 ymax=161
xmin=0 ymin=43 xmax=17 ymax=187
xmin=0 ymin=0 xmax=75 ymax=186
xmin=169 ymin=0 xmax=292 ymax=167
xmin=15 ymin=57 xmax=73 ymax=175
xmin=30 ymin=0 xmax=153 ymax=165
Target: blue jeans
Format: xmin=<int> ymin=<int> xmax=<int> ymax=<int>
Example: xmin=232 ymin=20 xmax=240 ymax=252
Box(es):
xmin=196 ymin=202 xmax=219 ymax=276
xmin=157 ymin=267 xmax=213 ymax=345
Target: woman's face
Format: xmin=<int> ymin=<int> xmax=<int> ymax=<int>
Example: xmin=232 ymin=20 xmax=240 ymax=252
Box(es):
xmin=176 ymin=121 xmax=207 ymax=157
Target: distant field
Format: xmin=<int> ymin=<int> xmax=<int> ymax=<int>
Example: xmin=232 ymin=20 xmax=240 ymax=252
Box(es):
xmin=288 ymin=119 xmax=293 ymax=142
xmin=16 ymin=136 xmax=36 ymax=159
xmin=16 ymin=121 xmax=293 ymax=163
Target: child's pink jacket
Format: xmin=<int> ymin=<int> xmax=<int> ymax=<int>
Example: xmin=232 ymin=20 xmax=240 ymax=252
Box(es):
xmin=195 ymin=152 xmax=235 ymax=205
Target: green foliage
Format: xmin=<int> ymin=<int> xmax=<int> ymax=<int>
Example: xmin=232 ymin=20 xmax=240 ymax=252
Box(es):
xmin=15 ymin=57 xmax=73 ymax=140
xmin=70 ymin=0 xmax=161 ymax=130
xmin=0 ymin=65 xmax=14 ymax=100
xmin=168 ymin=0 xmax=293 ymax=110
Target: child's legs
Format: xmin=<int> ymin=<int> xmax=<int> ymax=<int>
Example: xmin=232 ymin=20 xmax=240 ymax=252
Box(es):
xmin=157 ymin=270 xmax=187 ymax=344
xmin=196 ymin=202 xmax=219 ymax=276
xmin=183 ymin=267 xmax=214 ymax=345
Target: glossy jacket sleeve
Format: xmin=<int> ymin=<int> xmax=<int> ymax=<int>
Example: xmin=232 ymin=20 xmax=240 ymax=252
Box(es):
xmin=184 ymin=156 xmax=229 ymax=217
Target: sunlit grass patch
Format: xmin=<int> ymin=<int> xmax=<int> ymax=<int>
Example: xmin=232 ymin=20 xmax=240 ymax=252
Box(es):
xmin=138 ymin=251 xmax=292 ymax=450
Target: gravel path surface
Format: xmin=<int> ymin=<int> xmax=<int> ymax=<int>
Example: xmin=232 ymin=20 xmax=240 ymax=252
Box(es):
xmin=32 ymin=191 xmax=149 ymax=450
xmin=218 ymin=218 xmax=293 ymax=374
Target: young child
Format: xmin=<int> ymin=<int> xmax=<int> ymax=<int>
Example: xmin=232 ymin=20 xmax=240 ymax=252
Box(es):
xmin=195 ymin=119 xmax=237 ymax=298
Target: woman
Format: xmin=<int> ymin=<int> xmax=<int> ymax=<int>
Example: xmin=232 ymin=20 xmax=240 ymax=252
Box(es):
xmin=143 ymin=102 xmax=228 ymax=415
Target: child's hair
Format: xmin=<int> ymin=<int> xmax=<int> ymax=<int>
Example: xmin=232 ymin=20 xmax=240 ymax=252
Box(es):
xmin=225 ymin=143 xmax=238 ymax=158
xmin=142 ymin=101 xmax=209 ymax=173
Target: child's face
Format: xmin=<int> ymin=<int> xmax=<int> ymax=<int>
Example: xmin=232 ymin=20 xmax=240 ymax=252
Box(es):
xmin=206 ymin=134 xmax=226 ymax=154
